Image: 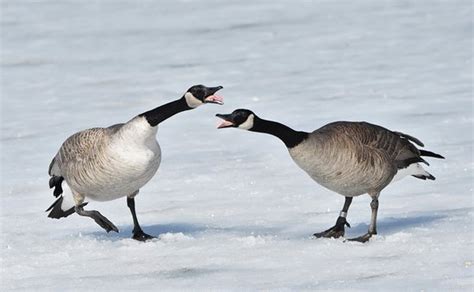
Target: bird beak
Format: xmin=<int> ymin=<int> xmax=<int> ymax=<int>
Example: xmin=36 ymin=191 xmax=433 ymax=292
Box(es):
xmin=216 ymin=113 xmax=234 ymax=128
xmin=204 ymin=86 xmax=224 ymax=105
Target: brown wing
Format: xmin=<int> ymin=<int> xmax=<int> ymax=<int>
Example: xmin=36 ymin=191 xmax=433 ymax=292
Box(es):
xmin=319 ymin=121 xmax=427 ymax=170
xmin=52 ymin=127 xmax=118 ymax=179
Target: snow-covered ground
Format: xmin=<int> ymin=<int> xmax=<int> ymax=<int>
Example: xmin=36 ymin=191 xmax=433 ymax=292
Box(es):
xmin=1 ymin=0 xmax=472 ymax=290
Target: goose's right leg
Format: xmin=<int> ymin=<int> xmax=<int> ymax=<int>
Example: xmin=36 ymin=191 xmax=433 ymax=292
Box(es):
xmin=72 ymin=191 xmax=118 ymax=233
xmin=313 ymin=196 xmax=352 ymax=239
xmin=127 ymin=192 xmax=155 ymax=241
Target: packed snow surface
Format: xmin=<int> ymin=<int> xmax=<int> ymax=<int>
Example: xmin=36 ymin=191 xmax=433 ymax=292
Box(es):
xmin=1 ymin=0 xmax=472 ymax=290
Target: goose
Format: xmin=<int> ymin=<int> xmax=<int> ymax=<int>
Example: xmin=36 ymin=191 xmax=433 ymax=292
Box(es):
xmin=47 ymin=84 xmax=224 ymax=241
xmin=216 ymin=109 xmax=444 ymax=242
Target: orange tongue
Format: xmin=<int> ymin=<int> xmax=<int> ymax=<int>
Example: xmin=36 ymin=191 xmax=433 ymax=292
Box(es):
xmin=217 ymin=120 xmax=233 ymax=128
xmin=205 ymin=94 xmax=224 ymax=104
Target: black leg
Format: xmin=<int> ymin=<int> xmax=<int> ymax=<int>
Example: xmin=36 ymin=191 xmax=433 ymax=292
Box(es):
xmin=313 ymin=196 xmax=352 ymax=238
xmin=75 ymin=204 xmax=118 ymax=233
xmin=127 ymin=197 xmax=155 ymax=241
xmin=348 ymin=193 xmax=379 ymax=243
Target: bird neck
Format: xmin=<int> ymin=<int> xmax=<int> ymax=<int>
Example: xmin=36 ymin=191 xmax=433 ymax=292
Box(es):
xmin=250 ymin=117 xmax=308 ymax=148
xmin=139 ymin=97 xmax=192 ymax=127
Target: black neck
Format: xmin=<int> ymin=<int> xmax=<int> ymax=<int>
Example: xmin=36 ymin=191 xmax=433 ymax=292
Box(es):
xmin=139 ymin=97 xmax=191 ymax=127
xmin=250 ymin=117 xmax=308 ymax=148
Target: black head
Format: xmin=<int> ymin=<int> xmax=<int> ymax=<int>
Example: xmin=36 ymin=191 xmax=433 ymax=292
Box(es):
xmin=184 ymin=84 xmax=224 ymax=108
xmin=216 ymin=109 xmax=256 ymax=130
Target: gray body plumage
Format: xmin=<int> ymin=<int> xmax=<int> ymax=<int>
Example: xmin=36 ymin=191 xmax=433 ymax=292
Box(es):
xmin=289 ymin=121 xmax=430 ymax=197
xmin=49 ymin=116 xmax=161 ymax=203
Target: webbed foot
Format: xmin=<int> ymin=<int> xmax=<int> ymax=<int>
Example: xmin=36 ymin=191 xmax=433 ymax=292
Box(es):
xmin=132 ymin=230 xmax=155 ymax=241
xmin=313 ymin=216 xmax=350 ymax=239
xmin=75 ymin=205 xmax=118 ymax=233
xmin=346 ymin=232 xmax=373 ymax=243
xmin=90 ymin=211 xmax=119 ymax=233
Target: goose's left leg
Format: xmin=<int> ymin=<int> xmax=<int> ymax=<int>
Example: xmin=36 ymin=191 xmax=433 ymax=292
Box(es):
xmin=127 ymin=192 xmax=155 ymax=241
xmin=348 ymin=192 xmax=380 ymax=243
xmin=71 ymin=189 xmax=118 ymax=233
xmin=313 ymin=196 xmax=352 ymax=238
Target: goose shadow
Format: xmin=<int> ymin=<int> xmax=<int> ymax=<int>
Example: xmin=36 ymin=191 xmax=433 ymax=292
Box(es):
xmin=88 ymin=222 xmax=209 ymax=241
xmin=345 ymin=214 xmax=447 ymax=236
xmin=87 ymin=222 xmax=283 ymax=241
xmin=86 ymin=214 xmax=449 ymax=241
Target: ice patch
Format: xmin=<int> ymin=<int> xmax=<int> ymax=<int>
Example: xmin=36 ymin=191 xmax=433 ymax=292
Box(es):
xmin=236 ymin=235 xmax=267 ymax=247
xmin=385 ymin=232 xmax=413 ymax=243
xmin=158 ymin=232 xmax=194 ymax=242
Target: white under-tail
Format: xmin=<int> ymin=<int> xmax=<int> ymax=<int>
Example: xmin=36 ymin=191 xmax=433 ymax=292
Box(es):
xmin=391 ymin=163 xmax=435 ymax=184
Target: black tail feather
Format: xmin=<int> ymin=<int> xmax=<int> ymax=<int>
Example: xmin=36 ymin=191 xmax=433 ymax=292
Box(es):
xmin=412 ymin=174 xmax=436 ymax=180
xmin=394 ymin=131 xmax=425 ymax=147
xmin=419 ymin=150 xmax=445 ymax=159
xmin=49 ymin=176 xmax=64 ymax=197
xmin=45 ymin=196 xmax=76 ymax=219
xmin=398 ymin=156 xmax=429 ymax=169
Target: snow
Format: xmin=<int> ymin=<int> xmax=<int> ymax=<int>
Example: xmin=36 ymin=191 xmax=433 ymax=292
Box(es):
xmin=1 ymin=0 xmax=472 ymax=290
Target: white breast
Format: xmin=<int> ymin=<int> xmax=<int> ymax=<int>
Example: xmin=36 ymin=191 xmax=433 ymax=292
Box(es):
xmin=86 ymin=116 xmax=162 ymax=201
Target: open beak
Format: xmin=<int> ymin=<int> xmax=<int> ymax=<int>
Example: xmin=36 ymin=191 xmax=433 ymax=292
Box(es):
xmin=216 ymin=113 xmax=234 ymax=129
xmin=204 ymin=86 xmax=224 ymax=105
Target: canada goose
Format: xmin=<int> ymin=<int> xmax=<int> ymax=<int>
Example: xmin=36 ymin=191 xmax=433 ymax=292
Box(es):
xmin=216 ymin=109 xmax=444 ymax=242
xmin=47 ymin=85 xmax=224 ymax=241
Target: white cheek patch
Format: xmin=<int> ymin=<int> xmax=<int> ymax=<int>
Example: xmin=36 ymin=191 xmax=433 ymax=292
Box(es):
xmin=238 ymin=114 xmax=254 ymax=130
xmin=184 ymin=92 xmax=203 ymax=108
